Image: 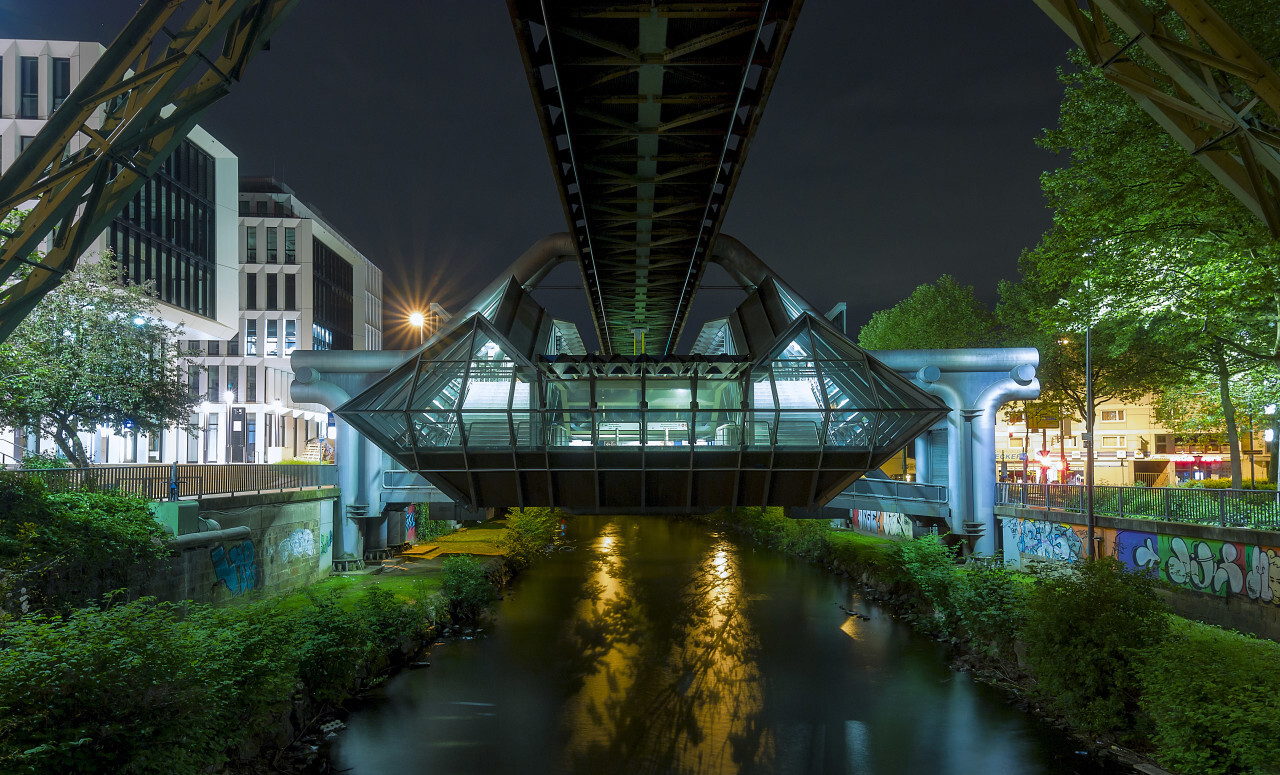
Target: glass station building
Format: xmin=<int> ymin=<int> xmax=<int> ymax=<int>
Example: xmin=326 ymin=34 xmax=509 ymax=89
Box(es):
xmin=338 ymin=270 xmax=948 ymax=512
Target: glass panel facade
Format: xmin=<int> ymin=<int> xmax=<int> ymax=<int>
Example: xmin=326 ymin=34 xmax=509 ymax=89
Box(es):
xmin=339 ymin=315 xmax=947 ymax=468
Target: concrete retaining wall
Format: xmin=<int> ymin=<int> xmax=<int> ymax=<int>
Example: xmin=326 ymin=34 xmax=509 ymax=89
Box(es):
xmin=998 ymin=507 xmax=1280 ymax=641
xmin=147 ymin=489 xmax=337 ymax=604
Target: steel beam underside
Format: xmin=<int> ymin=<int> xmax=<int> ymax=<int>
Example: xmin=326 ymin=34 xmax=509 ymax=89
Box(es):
xmin=508 ymin=0 xmax=805 ymax=355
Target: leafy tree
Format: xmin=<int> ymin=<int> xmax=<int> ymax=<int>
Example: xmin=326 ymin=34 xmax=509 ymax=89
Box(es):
xmin=0 ymin=254 xmax=197 ymax=468
xmin=857 ymin=275 xmax=997 ymax=350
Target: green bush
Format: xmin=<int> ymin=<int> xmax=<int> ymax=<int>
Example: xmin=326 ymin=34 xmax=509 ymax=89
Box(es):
xmin=0 ymin=474 xmax=169 ymax=615
xmin=1188 ymin=478 xmax=1275 ymax=491
xmin=1020 ymin=557 xmax=1168 ymax=737
xmin=896 ymin=534 xmax=959 ymax=624
xmin=289 ymin=591 xmax=373 ymax=703
xmin=440 ymin=555 xmax=496 ymax=624
xmin=415 ymin=506 xmax=455 ymax=542
xmin=499 ymin=507 xmax=561 ymax=568
xmin=778 ymin=518 xmax=829 ymax=560
xmin=0 ymin=597 xmax=295 ymax=775
xmin=953 ymin=559 xmax=1030 ymax=660
xmin=16 ymin=451 xmax=70 ymax=469
xmin=1142 ymin=620 xmax=1280 ymax=775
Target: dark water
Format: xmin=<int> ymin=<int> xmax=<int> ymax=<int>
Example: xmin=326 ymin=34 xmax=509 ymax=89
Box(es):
xmin=332 ymin=517 xmax=1117 ymax=774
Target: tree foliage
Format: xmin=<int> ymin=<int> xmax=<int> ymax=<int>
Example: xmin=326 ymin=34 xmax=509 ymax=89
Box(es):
xmin=856 ymin=275 xmax=997 ymax=350
xmin=0 ymin=254 xmax=198 ymax=467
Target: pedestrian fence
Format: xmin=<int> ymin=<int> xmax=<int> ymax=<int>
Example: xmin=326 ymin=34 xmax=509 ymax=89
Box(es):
xmin=997 ymin=482 xmax=1280 ymax=530
xmin=6 ymin=463 xmax=339 ymax=501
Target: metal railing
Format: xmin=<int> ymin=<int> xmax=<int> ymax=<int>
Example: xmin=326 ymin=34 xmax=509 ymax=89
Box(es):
xmin=997 ymin=482 xmax=1280 ymax=530
xmin=846 ymin=477 xmax=948 ymax=504
xmin=8 ymin=463 xmax=339 ymax=501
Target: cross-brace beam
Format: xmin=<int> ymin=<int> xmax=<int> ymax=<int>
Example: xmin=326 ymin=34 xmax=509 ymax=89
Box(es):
xmin=1034 ymin=0 xmax=1280 ymax=238
xmin=0 ymin=0 xmax=299 ymax=343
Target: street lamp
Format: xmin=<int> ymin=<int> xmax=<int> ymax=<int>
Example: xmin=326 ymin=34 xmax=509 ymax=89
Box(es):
xmin=409 ymin=311 xmax=426 ymax=345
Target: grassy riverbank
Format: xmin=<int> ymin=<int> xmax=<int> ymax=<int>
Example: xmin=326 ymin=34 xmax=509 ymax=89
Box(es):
xmin=0 ymin=518 xmax=519 ymax=775
xmin=699 ymin=508 xmax=1280 ymax=775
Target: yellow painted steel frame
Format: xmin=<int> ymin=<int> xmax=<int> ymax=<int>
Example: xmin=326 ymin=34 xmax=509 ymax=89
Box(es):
xmin=1035 ymin=0 xmax=1280 ymax=237
xmin=0 ymin=0 xmax=299 ymax=343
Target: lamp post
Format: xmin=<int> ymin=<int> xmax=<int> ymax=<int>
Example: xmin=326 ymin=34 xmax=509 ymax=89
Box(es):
xmin=409 ymin=311 xmax=426 ymax=346
xmin=1084 ymin=324 xmax=1096 ymax=559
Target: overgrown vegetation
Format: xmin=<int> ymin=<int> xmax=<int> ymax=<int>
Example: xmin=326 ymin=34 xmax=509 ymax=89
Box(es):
xmin=499 ymin=506 xmax=564 ymax=568
xmin=0 ymin=473 xmax=169 ymax=616
xmin=0 ymin=585 xmax=440 ymax=775
xmin=440 ymin=555 xmax=497 ymax=624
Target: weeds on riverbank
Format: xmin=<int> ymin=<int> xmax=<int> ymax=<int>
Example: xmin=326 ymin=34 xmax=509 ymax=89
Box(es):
xmin=0 ymin=584 xmax=440 ymax=775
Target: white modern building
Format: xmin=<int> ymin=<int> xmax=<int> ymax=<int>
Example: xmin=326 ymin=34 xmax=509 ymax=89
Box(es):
xmin=0 ymin=41 xmax=383 ymax=466
xmin=182 ymin=178 xmax=384 ymax=464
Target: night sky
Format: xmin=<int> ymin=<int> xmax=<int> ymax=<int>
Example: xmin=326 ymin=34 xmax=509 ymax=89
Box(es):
xmin=2 ymin=1 xmax=1074 ymax=350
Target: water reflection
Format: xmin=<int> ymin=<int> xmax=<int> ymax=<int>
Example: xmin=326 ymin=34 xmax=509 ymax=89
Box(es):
xmin=560 ymin=524 xmax=770 ymax=773
xmin=333 ymin=517 xmax=1123 ymax=775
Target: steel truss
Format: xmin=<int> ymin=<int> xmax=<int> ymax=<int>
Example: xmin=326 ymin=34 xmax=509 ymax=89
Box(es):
xmin=1035 ymin=0 xmax=1280 ymax=237
xmin=508 ymin=0 xmax=805 ymax=355
xmin=0 ymin=0 xmax=298 ymax=343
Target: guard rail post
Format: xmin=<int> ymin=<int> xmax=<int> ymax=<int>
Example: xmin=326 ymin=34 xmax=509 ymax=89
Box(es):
xmin=1218 ymin=489 xmax=1227 ymax=527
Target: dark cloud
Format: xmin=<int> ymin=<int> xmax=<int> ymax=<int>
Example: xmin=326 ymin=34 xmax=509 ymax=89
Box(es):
xmin=5 ymin=1 xmax=1072 ymax=348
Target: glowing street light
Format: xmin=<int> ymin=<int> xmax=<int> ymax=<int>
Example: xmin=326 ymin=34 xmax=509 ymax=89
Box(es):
xmin=409 ymin=311 xmax=426 ymax=345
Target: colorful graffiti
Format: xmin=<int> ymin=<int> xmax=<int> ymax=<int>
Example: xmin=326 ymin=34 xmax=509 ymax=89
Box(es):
xmin=211 ymin=540 xmax=258 ymax=596
xmin=320 ymin=530 xmax=333 ymax=556
xmin=1011 ymin=519 xmax=1086 ymax=563
xmin=852 ymin=510 xmax=913 ymax=539
xmin=405 ymin=504 xmax=417 ymax=544
xmin=1010 ymin=516 xmax=1280 ymax=607
xmin=276 ymin=528 xmax=315 ymax=563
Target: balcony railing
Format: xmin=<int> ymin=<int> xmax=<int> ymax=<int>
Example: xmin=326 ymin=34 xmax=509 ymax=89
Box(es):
xmin=8 ymin=463 xmax=339 ymax=501
xmin=997 ymin=482 xmax=1280 ymax=530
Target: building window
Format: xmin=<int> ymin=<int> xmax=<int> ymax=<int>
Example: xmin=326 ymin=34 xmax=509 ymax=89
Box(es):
xmin=246 ymin=319 xmax=258 ymax=356
xmin=285 ymin=273 xmax=296 ymax=310
xmin=266 ymin=273 xmax=278 ymax=310
xmin=1101 ymin=410 xmax=1126 ymax=422
xmin=266 ymin=319 xmax=278 ymax=357
xmin=246 ymin=227 xmax=257 ymax=263
xmin=19 ymin=57 xmax=38 ymax=118
xmin=208 ymin=340 xmax=219 ymax=356
xmin=256 ymin=200 xmax=267 ymax=216
xmin=188 ymin=364 xmax=201 ymax=398
xmin=226 ymin=365 xmax=239 ymax=402
xmin=239 ymin=200 xmax=250 ymax=216
xmin=19 ymin=136 xmax=35 ymax=153
xmin=247 ymin=365 xmax=257 ymax=402
xmin=267 ymin=228 xmax=277 ymax=263
xmin=285 ymin=319 xmax=297 ymax=355
xmin=312 ymin=238 xmax=354 ymax=350
xmin=246 ymin=274 xmax=257 ymax=309
xmin=1102 ymin=436 xmax=1126 ymax=448
xmin=187 ymin=413 xmax=200 ymax=463
xmin=285 ymin=227 xmax=296 ymax=263
xmin=207 ymin=365 xmax=220 ymax=402
xmin=313 ymin=323 xmax=333 ymax=351
xmin=246 ymin=415 xmax=257 ymax=463
xmin=52 ymin=58 xmax=71 ymax=112
xmin=228 ymin=335 xmax=240 ymax=357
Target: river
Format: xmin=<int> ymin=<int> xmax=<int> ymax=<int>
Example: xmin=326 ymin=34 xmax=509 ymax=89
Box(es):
xmin=331 ymin=516 xmax=1119 ymax=774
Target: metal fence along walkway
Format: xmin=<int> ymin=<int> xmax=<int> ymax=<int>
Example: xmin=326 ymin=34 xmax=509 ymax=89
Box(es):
xmin=8 ymin=463 xmax=339 ymax=501
xmin=997 ymin=482 xmax=1280 ymax=531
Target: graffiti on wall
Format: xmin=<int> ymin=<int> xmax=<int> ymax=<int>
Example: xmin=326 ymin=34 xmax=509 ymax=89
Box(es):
xmin=320 ymin=530 xmax=333 ymax=556
xmin=853 ymin=510 xmax=914 ymax=539
xmin=1010 ymin=516 xmax=1280 ymax=607
xmin=211 ymin=540 xmax=258 ymax=596
xmin=1011 ymin=519 xmax=1086 ymax=563
xmin=405 ymin=504 xmax=418 ymax=544
xmin=276 ymin=528 xmax=315 ymax=564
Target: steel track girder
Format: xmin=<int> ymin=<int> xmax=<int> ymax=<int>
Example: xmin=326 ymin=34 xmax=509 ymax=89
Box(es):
xmin=0 ymin=0 xmax=299 ymax=343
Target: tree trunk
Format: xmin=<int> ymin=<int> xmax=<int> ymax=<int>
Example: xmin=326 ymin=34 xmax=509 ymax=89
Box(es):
xmin=1213 ymin=349 xmax=1243 ymax=489
xmin=51 ymin=418 xmax=90 ymax=469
